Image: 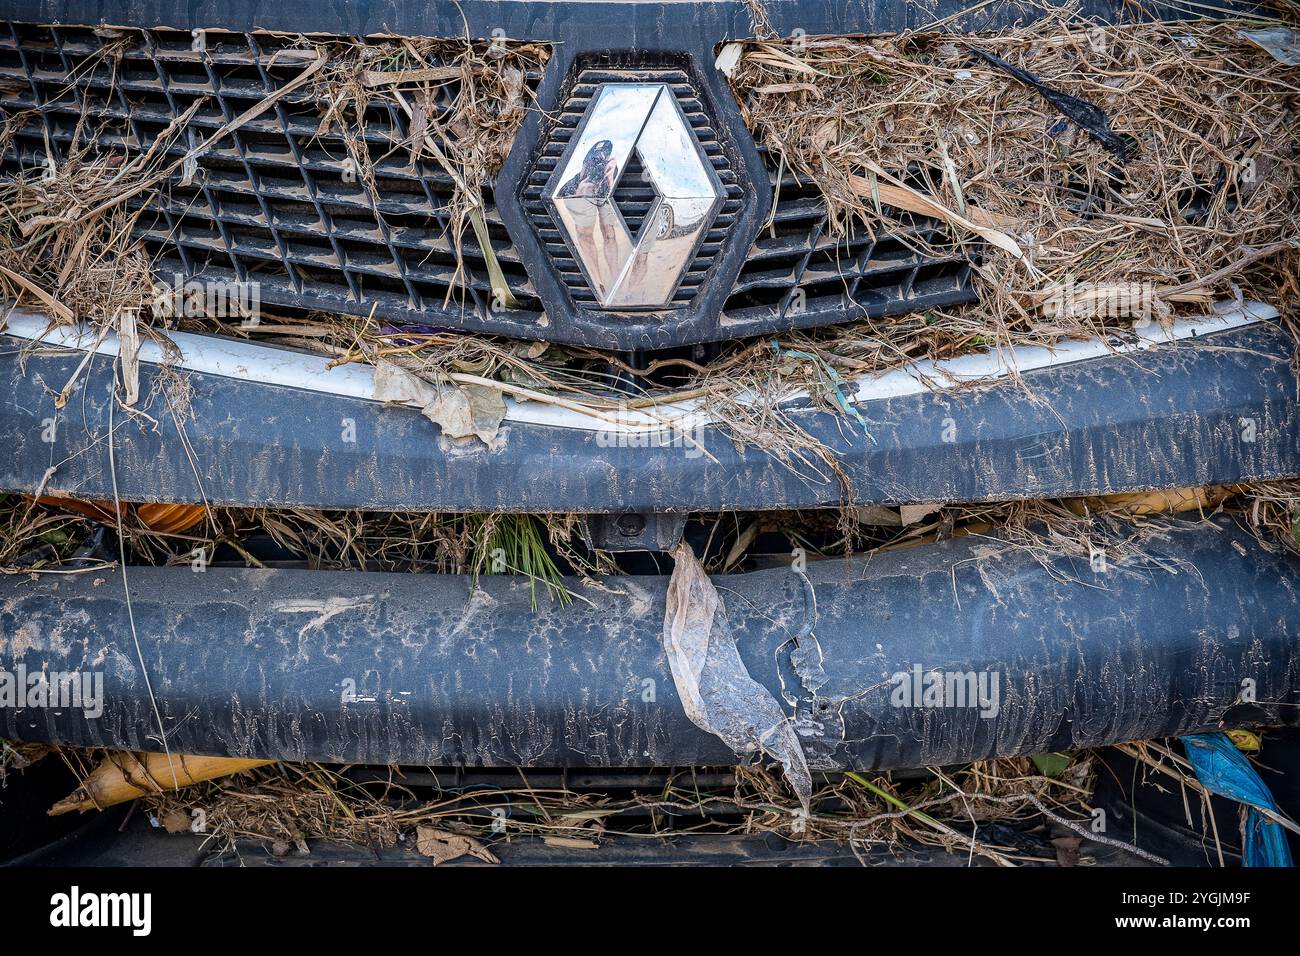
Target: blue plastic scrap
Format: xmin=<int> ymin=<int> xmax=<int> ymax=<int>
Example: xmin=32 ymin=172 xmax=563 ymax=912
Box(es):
xmin=770 ymin=340 xmax=874 ymax=442
xmin=1179 ymin=732 xmax=1294 ymax=867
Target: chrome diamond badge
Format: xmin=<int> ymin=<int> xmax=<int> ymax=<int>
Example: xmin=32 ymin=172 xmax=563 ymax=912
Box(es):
xmin=545 ymin=83 xmax=722 ymax=310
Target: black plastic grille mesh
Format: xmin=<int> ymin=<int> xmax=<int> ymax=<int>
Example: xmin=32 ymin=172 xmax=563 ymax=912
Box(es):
xmin=721 ymin=148 xmax=978 ymax=328
xmin=0 ymin=26 xmax=977 ymax=339
xmin=521 ymin=68 xmax=745 ymax=309
xmin=0 ymin=24 xmax=544 ymax=323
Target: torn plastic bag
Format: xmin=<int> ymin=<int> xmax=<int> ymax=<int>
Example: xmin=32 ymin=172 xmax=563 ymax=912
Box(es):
xmin=1238 ymin=27 xmax=1300 ymax=66
xmin=1180 ymin=733 xmax=1294 ymax=867
xmin=663 ymin=540 xmax=812 ymax=811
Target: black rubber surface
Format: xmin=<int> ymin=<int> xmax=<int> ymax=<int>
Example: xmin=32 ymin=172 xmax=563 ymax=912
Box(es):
xmin=3 ymin=322 xmax=1298 ymax=512
xmin=2 ymin=518 xmax=1296 ymax=768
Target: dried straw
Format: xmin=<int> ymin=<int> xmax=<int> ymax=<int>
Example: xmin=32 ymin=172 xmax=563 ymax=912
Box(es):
xmin=727 ymin=12 xmax=1300 ymax=345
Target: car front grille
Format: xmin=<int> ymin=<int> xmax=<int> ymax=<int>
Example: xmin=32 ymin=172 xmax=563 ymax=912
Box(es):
xmin=0 ymin=22 xmax=978 ymax=343
xmin=0 ymin=24 xmax=545 ymax=323
xmin=721 ymin=148 xmax=978 ymax=329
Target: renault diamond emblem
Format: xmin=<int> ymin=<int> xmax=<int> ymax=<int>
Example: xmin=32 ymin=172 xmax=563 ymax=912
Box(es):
xmin=545 ymin=83 xmax=723 ymax=310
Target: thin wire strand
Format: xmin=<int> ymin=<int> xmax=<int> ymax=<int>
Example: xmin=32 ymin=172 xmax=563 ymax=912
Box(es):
xmin=108 ymin=381 xmax=179 ymax=790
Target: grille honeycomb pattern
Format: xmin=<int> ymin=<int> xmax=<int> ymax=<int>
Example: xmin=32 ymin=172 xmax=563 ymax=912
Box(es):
xmin=721 ymin=147 xmax=977 ymax=329
xmin=0 ymin=24 xmax=544 ymax=325
xmin=0 ymin=26 xmax=978 ymax=341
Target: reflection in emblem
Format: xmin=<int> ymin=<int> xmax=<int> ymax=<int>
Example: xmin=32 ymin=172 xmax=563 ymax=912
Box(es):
xmin=556 ymin=139 xmax=616 ymax=201
xmin=545 ymin=84 xmax=723 ymax=310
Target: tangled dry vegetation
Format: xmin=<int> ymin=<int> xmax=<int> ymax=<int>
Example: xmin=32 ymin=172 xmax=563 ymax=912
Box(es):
xmin=11 ymin=722 xmax=1288 ymax=864
xmin=0 ymin=30 xmax=547 ymax=390
xmin=0 ymin=494 xmax=613 ymax=607
xmin=4 ymin=481 xmax=1297 ymax=590
xmin=1 ymin=14 xmax=1296 ymax=869
xmin=20 ymin=735 xmax=1271 ymax=865
xmin=725 ymin=13 xmax=1300 ymax=341
xmin=309 ymin=34 xmax=547 ymax=303
xmin=1236 ymin=479 xmax=1300 ymax=554
xmin=1 ymin=16 xmax=1299 ymax=562
xmin=49 ymin=748 xmax=1113 ymax=865
xmin=210 ymin=14 xmax=1300 ymax=478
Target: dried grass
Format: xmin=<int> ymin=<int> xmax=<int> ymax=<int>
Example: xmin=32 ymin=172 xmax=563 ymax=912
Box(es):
xmin=0 ymin=495 xmax=613 ymax=608
xmin=5 ymin=18 xmax=1297 ymax=478
xmin=131 ymin=753 xmax=1111 ymax=864
xmin=216 ymin=303 xmax=1013 ymax=493
xmin=10 ymin=731 xmax=1285 ymax=864
xmin=1 ymin=20 xmax=1297 ymax=540
xmin=1 ymin=12 xmax=1294 ymax=868
xmin=0 ymin=34 xmax=180 ymax=331
xmin=4 ymin=479 xmax=1296 ymax=581
xmin=0 ymin=30 xmax=546 ymax=336
xmin=726 ymin=11 xmax=1300 ymax=344
xmin=0 ymin=739 xmax=52 ymax=783
xmin=1233 ymin=478 xmax=1300 ymax=553
xmin=308 ymin=33 xmax=547 ymax=302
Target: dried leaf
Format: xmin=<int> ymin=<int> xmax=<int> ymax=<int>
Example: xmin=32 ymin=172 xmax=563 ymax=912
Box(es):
xmin=899 ymin=503 xmax=943 ymax=525
xmin=542 ymin=836 xmax=599 ymax=849
xmin=851 ymin=505 xmax=903 ymax=526
xmin=49 ymin=753 xmax=273 ymax=816
xmin=850 ymin=162 xmax=1024 ymax=259
xmin=117 ymin=307 xmax=141 ymax=406
xmin=415 ymin=825 xmax=500 ymax=865
xmin=372 ymin=360 xmax=437 ymax=406
xmin=374 ymin=362 xmax=505 ymax=445
xmin=421 ymin=383 xmax=506 ymax=444
xmin=161 ymin=808 xmax=192 ymax=834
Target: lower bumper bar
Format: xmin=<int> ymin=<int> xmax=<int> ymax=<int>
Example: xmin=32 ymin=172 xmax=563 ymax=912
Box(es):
xmin=2 ymin=518 xmax=1296 ymax=769
xmin=2 ymin=308 xmax=1298 ymax=511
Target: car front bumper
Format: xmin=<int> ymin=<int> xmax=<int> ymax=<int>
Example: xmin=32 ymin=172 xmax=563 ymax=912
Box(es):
xmin=2 ymin=305 xmax=1297 ymax=513
xmin=2 ymin=516 xmax=1296 ymax=767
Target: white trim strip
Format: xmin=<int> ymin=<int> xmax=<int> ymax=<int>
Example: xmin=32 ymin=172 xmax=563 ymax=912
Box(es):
xmin=845 ymin=301 xmax=1276 ymax=404
xmin=1 ymin=301 xmax=1277 ymax=434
